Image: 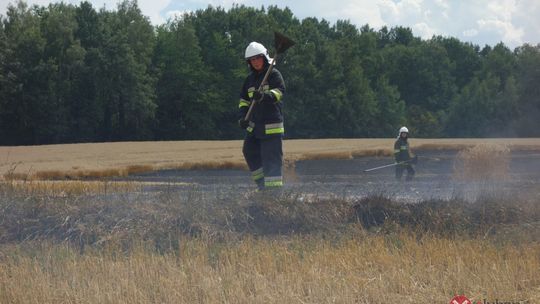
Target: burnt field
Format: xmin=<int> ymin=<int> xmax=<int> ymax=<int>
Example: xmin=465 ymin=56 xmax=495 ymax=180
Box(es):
xmin=115 ymin=149 xmax=540 ymax=202
xmin=2 ymin=147 xmax=540 ymax=244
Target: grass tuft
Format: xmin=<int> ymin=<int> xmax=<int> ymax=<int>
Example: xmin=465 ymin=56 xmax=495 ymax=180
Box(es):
xmin=168 ymin=160 xmax=248 ymax=171
xmin=453 ymin=143 xmax=510 ymax=181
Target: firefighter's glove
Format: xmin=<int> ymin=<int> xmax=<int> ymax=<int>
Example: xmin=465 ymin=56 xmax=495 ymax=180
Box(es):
xmin=253 ymin=90 xmax=264 ymax=102
xmin=238 ymin=119 xmax=250 ymax=129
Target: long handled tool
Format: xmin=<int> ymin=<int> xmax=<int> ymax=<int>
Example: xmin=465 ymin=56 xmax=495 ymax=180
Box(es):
xmin=244 ymin=31 xmax=295 ymax=121
xmin=364 ymin=156 xmax=418 ymax=172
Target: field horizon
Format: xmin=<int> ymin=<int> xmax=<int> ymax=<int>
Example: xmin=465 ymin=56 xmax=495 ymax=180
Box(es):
xmin=2 ymin=138 xmax=540 ymax=180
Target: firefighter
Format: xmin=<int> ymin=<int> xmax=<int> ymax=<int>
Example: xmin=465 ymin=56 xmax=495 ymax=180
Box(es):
xmin=237 ymin=42 xmax=286 ymax=191
xmin=394 ymin=126 xmax=416 ymax=181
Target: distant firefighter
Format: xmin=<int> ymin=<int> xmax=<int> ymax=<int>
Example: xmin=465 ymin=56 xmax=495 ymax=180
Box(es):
xmin=394 ymin=126 xmax=416 ymax=181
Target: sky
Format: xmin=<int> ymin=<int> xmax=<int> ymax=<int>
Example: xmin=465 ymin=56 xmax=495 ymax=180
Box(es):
xmin=1 ymin=0 xmax=539 ymax=49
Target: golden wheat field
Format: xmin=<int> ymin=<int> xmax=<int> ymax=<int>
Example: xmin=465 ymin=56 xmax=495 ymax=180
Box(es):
xmin=1 ymin=138 xmax=540 ymax=180
xmin=1 ymin=139 xmax=540 ymax=303
xmin=1 ymin=235 xmax=539 ymax=304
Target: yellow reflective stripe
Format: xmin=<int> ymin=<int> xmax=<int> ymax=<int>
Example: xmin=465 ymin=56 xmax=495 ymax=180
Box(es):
xmin=265 ymin=181 xmax=283 ymax=187
xmin=265 ymin=122 xmax=284 ymax=134
xmin=400 ymin=146 xmax=408 ymax=150
xmin=266 ymin=128 xmax=284 ymax=134
xmin=239 ymin=99 xmax=250 ymax=108
xmin=394 ymin=149 xmax=400 ymax=154
xmin=251 ymin=168 xmax=264 ymax=181
xmin=265 ymin=176 xmax=282 ymax=187
xmin=247 ymin=87 xmax=255 ymax=99
xmin=247 ymin=126 xmax=254 ymax=132
xmin=270 ymin=89 xmax=283 ymax=101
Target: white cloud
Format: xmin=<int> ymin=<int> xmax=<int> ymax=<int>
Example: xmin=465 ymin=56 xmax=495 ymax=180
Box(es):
xmin=138 ymin=0 xmax=170 ymax=24
xmin=164 ymin=9 xmax=191 ymax=20
xmin=513 ymin=0 xmax=540 ymax=47
xmin=486 ymin=0 xmax=517 ymax=21
xmin=463 ymin=28 xmax=478 ymax=37
xmin=433 ymin=0 xmax=449 ymax=10
xmin=1 ymin=0 xmax=538 ymax=48
xmin=477 ymin=18 xmax=524 ymax=45
xmin=378 ymin=0 xmax=424 ymax=24
xmin=413 ymin=22 xmax=437 ymax=39
xmin=331 ymin=1 xmax=384 ymax=28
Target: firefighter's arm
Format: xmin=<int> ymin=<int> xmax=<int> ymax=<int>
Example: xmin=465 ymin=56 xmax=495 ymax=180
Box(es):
xmin=257 ymin=70 xmax=285 ymax=103
xmin=393 ymin=141 xmax=400 ymax=162
xmin=238 ymin=78 xmax=251 ymax=120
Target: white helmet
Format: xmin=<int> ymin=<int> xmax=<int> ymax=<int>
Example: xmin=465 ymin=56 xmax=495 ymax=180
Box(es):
xmin=245 ymin=41 xmax=273 ymax=63
xmin=399 ymin=126 xmax=409 ymax=134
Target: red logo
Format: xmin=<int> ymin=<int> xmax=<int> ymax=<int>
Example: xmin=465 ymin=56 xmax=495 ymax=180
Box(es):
xmin=450 ymin=295 xmax=472 ymax=304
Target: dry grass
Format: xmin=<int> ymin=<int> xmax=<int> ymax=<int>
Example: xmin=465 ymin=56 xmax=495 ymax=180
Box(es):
xmin=0 ymin=235 xmax=538 ymax=304
xmin=0 ymin=180 xmax=141 ymax=196
xmin=453 ymin=143 xmax=511 ymax=181
xmin=1 ymin=138 xmax=539 ymax=180
xmin=1 ymin=185 xmax=539 ymax=247
xmin=168 ymin=160 xmax=247 ymax=171
xmin=1 ymin=187 xmax=539 ymax=303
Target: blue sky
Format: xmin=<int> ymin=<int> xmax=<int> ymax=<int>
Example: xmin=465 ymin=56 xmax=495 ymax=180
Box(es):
xmin=1 ymin=0 xmax=539 ymax=49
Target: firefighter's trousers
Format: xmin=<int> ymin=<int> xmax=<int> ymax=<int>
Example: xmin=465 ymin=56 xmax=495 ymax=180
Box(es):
xmin=242 ymin=135 xmax=283 ymax=189
xmin=395 ymin=163 xmax=415 ymax=181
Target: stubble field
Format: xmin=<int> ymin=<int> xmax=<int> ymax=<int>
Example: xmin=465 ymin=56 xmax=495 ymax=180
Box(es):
xmin=1 ymin=138 xmax=540 ymax=303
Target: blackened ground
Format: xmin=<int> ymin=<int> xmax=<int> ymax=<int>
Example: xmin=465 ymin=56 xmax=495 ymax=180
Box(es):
xmin=115 ymin=150 xmax=540 ymax=202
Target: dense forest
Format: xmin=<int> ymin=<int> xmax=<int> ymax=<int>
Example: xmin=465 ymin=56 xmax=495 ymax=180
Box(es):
xmin=1 ymin=0 xmax=539 ymax=145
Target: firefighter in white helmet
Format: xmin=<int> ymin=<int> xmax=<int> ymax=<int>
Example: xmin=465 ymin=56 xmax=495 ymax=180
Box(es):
xmin=394 ymin=126 xmax=416 ymax=181
xmin=237 ymin=41 xmax=286 ymax=191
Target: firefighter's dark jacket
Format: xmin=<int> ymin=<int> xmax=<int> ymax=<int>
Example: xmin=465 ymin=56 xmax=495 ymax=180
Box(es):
xmin=394 ymin=137 xmax=411 ymax=162
xmin=238 ymin=64 xmax=285 ymax=138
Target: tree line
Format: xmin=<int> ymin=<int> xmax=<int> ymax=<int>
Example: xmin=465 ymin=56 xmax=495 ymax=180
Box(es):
xmin=1 ymin=0 xmax=539 ymax=145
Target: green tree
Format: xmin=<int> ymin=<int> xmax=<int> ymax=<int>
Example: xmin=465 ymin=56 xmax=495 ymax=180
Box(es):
xmin=433 ymin=36 xmax=481 ymax=89
xmin=371 ymin=76 xmax=405 ymax=136
xmin=98 ymin=0 xmax=156 ymax=140
xmin=39 ymin=3 xmax=86 ymax=143
xmin=446 ymin=74 xmax=518 ymax=137
xmin=279 ymin=17 xmax=321 ymax=138
xmin=71 ymin=1 xmax=103 ymax=141
xmin=1 ymin=1 xmax=50 ymax=144
xmin=381 ymin=38 xmax=457 ymax=136
xmin=154 ymin=19 xmax=218 ymax=139
xmin=514 ymin=44 xmax=540 ymax=136
xmin=0 ymin=3 xmax=536 ymax=143
xmin=0 ymin=16 xmax=8 ymax=142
